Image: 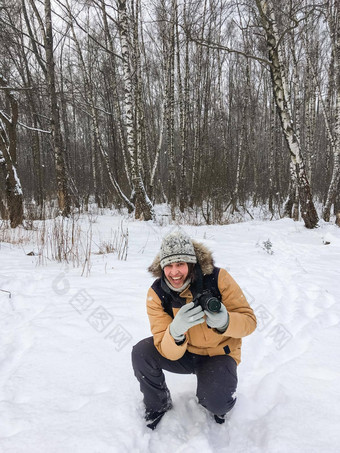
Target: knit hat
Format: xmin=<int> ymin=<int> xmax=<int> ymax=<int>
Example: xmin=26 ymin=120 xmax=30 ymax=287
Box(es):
xmin=159 ymin=230 xmax=197 ymax=269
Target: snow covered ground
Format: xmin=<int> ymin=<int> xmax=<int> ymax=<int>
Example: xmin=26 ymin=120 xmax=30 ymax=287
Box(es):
xmin=1 ymin=213 xmax=340 ymax=453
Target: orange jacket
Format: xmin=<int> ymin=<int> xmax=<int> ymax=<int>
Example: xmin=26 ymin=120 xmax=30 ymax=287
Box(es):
xmin=147 ymin=241 xmax=256 ymax=365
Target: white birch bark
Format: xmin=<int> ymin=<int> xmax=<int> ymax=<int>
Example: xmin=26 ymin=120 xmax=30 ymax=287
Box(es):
xmin=256 ymin=0 xmax=318 ymax=228
xmin=100 ymin=0 xmax=131 ymax=190
xmin=133 ymin=0 xmax=151 ymax=190
xmin=177 ymin=0 xmax=187 ymax=213
xmin=117 ymin=0 xmax=154 ymax=220
xmin=149 ymin=98 xmax=165 ymax=196
xmin=268 ymin=95 xmax=275 ymax=214
xmin=323 ymin=1 xmax=340 ymax=222
xmin=305 ymin=62 xmax=313 ymax=184
xmin=0 ymin=75 xmax=24 ymax=227
xmin=65 ymin=0 xmax=134 ymax=213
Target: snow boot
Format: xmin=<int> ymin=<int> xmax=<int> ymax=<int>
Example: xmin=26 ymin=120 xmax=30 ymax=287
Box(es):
xmin=145 ymin=403 xmax=173 ymax=430
xmin=214 ymin=414 xmax=225 ymax=424
xmin=145 ymin=410 xmax=167 ymax=430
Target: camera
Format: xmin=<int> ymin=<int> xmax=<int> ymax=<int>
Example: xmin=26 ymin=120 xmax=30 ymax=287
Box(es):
xmin=193 ymin=290 xmax=221 ymax=313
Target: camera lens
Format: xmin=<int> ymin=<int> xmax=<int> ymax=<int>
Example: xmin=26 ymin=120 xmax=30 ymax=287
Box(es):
xmin=206 ymin=297 xmax=221 ymax=313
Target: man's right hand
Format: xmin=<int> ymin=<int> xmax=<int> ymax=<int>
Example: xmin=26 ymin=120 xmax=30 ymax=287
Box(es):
xmin=169 ymin=301 xmax=205 ymax=341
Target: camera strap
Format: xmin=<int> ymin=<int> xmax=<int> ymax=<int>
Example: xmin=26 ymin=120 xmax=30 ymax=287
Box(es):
xmin=191 ymin=264 xmax=222 ymax=304
xmin=191 ymin=263 xmax=204 ymax=298
xmin=159 ymin=275 xmax=187 ymax=317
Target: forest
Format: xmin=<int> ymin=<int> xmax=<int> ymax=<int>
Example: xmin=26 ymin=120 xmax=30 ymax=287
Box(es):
xmin=0 ymin=0 xmax=339 ymax=229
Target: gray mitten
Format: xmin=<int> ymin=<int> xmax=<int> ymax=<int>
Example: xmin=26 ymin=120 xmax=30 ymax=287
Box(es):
xmin=204 ymin=304 xmax=229 ymax=332
xmin=170 ymin=301 xmax=205 ymax=341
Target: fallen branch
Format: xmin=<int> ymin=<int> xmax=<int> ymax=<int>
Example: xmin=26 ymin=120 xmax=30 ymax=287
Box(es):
xmin=0 ymin=288 xmax=11 ymax=298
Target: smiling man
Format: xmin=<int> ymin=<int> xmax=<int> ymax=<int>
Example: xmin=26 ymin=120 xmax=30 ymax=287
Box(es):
xmin=131 ymin=230 xmax=257 ymax=430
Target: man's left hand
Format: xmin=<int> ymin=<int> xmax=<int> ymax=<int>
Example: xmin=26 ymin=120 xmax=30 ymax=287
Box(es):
xmin=204 ymin=304 xmax=229 ymax=332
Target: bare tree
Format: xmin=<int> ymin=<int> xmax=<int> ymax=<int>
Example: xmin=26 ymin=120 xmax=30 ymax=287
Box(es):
xmin=322 ymin=0 xmax=340 ymax=222
xmin=44 ymin=0 xmax=71 ymax=215
xmin=20 ymin=0 xmax=71 ymax=215
xmin=63 ymin=0 xmax=134 ymax=212
xmin=0 ymin=75 xmax=24 ymax=227
xmin=255 ymin=0 xmax=318 ymax=228
xmin=0 ymin=0 xmax=338 ymax=227
xmin=117 ymin=0 xmax=154 ymax=220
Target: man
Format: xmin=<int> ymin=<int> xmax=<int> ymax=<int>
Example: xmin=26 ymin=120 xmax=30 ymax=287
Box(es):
xmin=132 ymin=230 xmax=256 ymax=430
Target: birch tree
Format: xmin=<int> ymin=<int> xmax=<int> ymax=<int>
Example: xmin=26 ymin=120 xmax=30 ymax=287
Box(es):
xmin=117 ymin=0 xmax=154 ymax=220
xmin=63 ymin=0 xmax=134 ymax=213
xmin=100 ymin=0 xmax=132 ymax=192
xmin=255 ymin=0 xmax=318 ymax=228
xmin=165 ymin=0 xmax=176 ymax=208
xmin=0 ymin=75 xmax=24 ymax=227
xmin=1 ymin=0 xmax=45 ymax=212
xmin=0 ymin=0 xmax=337 ymax=224
xmin=322 ymin=0 xmax=340 ymax=222
xmin=174 ymin=0 xmax=189 ymax=212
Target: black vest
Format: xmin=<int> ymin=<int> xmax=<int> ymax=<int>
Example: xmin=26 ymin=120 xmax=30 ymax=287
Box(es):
xmin=151 ymin=266 xmax=221 ymax=318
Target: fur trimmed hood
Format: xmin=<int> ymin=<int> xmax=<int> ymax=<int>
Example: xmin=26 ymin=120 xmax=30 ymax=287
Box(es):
xmin=148 ymin=240 xmax=215 ymax=278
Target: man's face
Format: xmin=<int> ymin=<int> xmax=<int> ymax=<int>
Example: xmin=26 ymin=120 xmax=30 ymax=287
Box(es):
xmin=164 ymin=262 xmax=189 ymax=289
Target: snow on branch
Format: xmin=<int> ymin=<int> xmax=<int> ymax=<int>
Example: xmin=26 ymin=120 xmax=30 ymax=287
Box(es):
xmin=0 ymin=110 xmax=11 ymax=124
xmin=0 ymin=87 xmax=33 ymax=91
xmin=17 ymin=121 xmax=51 ymax=134
xmin=0 ymin=112 xmax=49 ymax=134
xmin=0 ymin=74 xmax=8 ymax=84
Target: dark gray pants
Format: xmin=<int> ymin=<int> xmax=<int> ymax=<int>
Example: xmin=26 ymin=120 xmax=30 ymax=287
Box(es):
xmin=131 ymin=337 xmax=238 ymax=417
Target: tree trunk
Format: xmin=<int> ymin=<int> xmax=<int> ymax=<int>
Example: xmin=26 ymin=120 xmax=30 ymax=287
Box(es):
xmin=0 ymin=78 xmax=24 ymax=228
xmin=268 ymin=96 xmax=275 ymax=215
xmin=18 ymin=22 xmax=45 ymax=212
xmin=178 ymin=0 xmax=187 ymax=213
xmin=191 ymin=0 xmax=208 ymax=206
xmin=117 ymin=0 xmax=154 ymax=220
xmin=64 ymin=0 xmax=133 ymax=212
xmin=323 ymin=2 xmax=340 ymax=222
xmin=100 ymin=0 xmax=132 ymax=192
xmin=256 ymin=0 xmax=318 ymax=229
xmin=44 ymin=0 xmax=70 ymax=216
xmin=163 ymin=0 xmax=176 ymax=208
